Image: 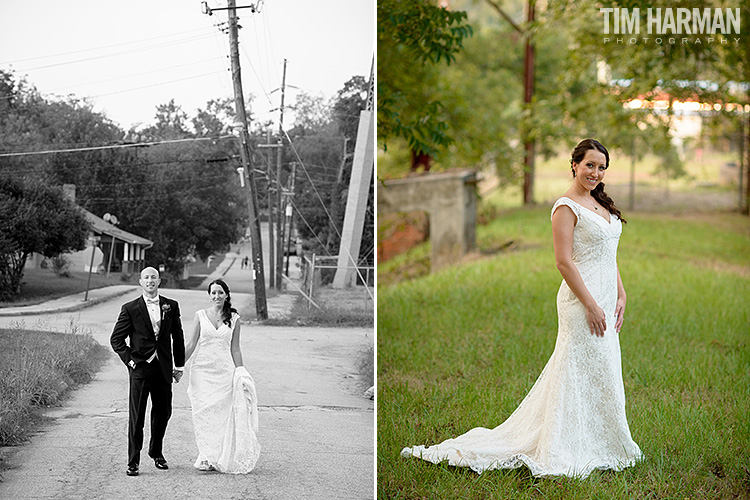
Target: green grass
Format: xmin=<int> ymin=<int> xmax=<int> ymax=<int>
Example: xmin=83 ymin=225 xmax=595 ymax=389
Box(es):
xmin=377 ymin=207 xmax=750 ymax=499
xmin=0 ymin=322 xmax=109 ymax=446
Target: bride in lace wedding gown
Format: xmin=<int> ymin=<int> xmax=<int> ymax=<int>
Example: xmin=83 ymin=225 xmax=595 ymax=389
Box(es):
xmin=186 ymin=279 xmax=260 ymax=474
xmin=402 ymin=139 xmax=642 ymax=478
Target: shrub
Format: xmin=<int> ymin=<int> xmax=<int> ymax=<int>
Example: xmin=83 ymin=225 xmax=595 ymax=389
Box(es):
xmin=0 ymin=325 xmax=108 ymax=445
xmin=50 ymin=255 xmax=71 ymax=277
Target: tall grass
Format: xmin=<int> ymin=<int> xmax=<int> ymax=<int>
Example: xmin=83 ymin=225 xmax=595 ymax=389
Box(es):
xmin=0 ymin=321 xmax=109 ymax=445
xmin=377 ymin=207 xmax=750 ymax=499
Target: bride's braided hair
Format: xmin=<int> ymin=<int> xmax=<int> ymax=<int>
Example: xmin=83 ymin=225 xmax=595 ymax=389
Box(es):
xmin=207 ymin=278 xmax=238 ymax=326
xmin=570 ymin=139 xmax=627 ymax=224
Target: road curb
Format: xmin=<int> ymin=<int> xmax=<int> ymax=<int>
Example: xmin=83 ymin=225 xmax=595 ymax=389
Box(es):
xmin=0 ymin=287 xmax=135 ymax=317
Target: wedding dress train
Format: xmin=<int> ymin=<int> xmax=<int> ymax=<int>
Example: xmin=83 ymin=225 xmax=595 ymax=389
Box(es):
xmin=401 ymin=197 xmax=642 ymax=478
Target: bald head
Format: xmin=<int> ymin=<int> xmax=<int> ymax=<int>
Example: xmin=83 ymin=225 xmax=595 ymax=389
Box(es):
xmin=140 ymin=267 xmax=160 ymax=279
xmin=139 ymin=267 xmax=161 ymax=297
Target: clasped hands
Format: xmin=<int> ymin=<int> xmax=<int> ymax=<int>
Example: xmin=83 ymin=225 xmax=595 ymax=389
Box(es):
xmin=586 ymin=298 xmax=625 ymax=337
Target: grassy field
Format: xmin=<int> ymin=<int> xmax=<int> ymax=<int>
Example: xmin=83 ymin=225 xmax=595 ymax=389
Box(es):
xmin=377 ymin=207 xmax=750 ymax=499
xmin=477 ymin=148 xmax=739 ymax=211
xmin=0 ymin=323 xmax=108 ymax=446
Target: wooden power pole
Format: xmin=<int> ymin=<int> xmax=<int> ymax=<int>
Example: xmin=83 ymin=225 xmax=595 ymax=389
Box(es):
xmin=275 ymin=59 xmax=287 ymax=290
xmin=265 ymin=129 xmax=275 ymax=289
xmin=226 ymin=0 xmax=268 ymax=319
xmin=522 ymin=0 xmax=536 ymax=205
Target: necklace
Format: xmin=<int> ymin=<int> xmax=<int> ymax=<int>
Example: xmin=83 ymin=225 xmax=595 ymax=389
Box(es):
xmin=206 ymin=308 xmax=222 ymax=327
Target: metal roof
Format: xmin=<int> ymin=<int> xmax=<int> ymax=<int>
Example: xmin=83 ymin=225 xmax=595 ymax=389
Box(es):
xmin=83 ymin=209 xmax=153 ymax=248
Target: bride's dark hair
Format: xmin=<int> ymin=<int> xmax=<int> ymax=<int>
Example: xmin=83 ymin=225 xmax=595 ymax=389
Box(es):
xmin=207 ymin=279 xmax=238 ymax=326
xmin=570 ymin=138 xmax=627 ymax=224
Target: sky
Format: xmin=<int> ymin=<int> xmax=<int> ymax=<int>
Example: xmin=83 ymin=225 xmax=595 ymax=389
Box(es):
xmin=0 ymin=0 xmax=374 ymax=133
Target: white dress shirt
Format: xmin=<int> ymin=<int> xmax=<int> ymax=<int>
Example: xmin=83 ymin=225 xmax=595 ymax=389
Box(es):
xmin=143 ymin=294 xmax=161 ymax=363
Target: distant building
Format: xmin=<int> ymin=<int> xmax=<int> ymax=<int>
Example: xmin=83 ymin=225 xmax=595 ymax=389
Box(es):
xmin=25 ymin=185 xmax=153 ymax=275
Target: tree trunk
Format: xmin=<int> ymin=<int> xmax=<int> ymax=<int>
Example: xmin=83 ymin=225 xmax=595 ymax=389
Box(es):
xmin=0 ymin=251 xmax=28 ymax=300
xmin=522 ymin=0 xmax=536 ymax=205
xmin=744 ymin=111 xmax=750 ymax=215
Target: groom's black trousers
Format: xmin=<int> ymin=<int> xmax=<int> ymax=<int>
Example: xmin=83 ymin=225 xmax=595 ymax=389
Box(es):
xmin=128 ymin=359 xmax=172 ymax=467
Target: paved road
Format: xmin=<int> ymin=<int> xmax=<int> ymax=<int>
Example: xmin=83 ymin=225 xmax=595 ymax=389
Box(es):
xmin=0 ymin=288 xmax=374 ymax=499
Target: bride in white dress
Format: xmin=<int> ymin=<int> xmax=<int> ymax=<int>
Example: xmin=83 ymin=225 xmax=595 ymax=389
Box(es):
xmin=185 ymin=278 xmax=260 ymax=473
xmin=402 ymin=139 xmax=643 ymax=478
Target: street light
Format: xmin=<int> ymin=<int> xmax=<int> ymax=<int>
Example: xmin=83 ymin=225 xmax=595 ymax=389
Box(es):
xmin=103 ymin=213 xmax=119 ymax=278
xmin=83 ymin=235 xmax=101 ymax=301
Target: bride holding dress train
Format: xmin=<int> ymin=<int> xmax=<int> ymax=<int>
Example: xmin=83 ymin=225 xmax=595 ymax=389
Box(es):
xmin=185 ymin=278 xmax=260 ymax=474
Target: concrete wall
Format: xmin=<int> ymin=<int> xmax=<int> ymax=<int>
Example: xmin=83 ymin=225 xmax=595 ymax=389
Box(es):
xmin=377 ymin=170 xmax=477 ymax=271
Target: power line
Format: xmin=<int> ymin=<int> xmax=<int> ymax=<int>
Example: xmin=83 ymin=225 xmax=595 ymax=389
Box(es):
xmin=0 ymin=27 xmax=215 ymax=65
xmin=7 ymin=32 xmax=219 ymax=73
xmin=0 ymin=155 xmax=235 ymax=175
xmin=86 ymin=71 xmax=224 ymax=99
xmin=0 ymin=58 xmax=224 ymax=101
xmin=0 ymin=136 xmax=234 ymax=157
xmin=282 ymin=129 xmax=373 ymax=299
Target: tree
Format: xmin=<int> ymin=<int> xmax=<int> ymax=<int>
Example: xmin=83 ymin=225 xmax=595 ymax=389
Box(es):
xmin=0 ymin=70 xmax=263 ymax=280
xmin=291 ymin=92 xmax=333 ymax=133
xmin=289 ymin=76 xmax=372 ymax=266
xmin=192 ymin=97 xmax=237 ymax=137
xmin=377 ymin=0 xmax=472 ymax=165
xmin=141 ymin=99 xmax=191 ymax=140
xmin=333 ymin=76 xmax=369 ymax=141
xmin=0 ymin=177 xmax=90 ymax=300
xmin=77 ymin=136 xmax=246 ymax=277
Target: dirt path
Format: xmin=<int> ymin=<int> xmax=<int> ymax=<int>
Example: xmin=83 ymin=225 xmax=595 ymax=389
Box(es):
xmin=0 ymin=289 xmax=374 ymax=499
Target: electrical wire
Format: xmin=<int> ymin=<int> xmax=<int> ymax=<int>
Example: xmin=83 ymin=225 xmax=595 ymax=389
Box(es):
xmin=282 ymin=129 xmax=373 ymax=298
xmin=0 ymin=58 xmax=225 ymax=101
xmin=285 ymin=195 xmax=333 ymax=257
xmin=239 ymin=39 xmax=275 ymax=108
xmin=0 ymin=136 xmax=235 ymax=157
xmin=9 ymin=33 xmax=219 ymax=73
xmin=85 ymin=72 xmax=224 ymax=99
xmin=0 ymin=27 xmax=215 ymax=65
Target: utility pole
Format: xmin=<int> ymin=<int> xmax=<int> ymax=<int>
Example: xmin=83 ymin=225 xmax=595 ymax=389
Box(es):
xmin=485 ymin=0 xmax=536 ymax=204
xmin=522 ymin=0 xmax=536 ymax=205
xmin=285 ymin=161 xmax=297 ymax=276
xmin=275 ymin=58 xmax=288 ymax=290
xmin=225 ymin=0 xmax=267 ymax=319
xmin=265 ymin=129 xmax=275 ymax=289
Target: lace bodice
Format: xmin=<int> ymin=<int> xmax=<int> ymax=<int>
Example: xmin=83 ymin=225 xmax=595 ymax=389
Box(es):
xmin=551 ymin=197 xmax=622 ymax=313
xmin=197 ymin=309 xmax=236 ymax=345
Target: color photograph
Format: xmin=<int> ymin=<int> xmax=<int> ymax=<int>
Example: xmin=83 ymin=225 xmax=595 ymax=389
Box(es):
xmin=377 ymin=0 xmax=749 ymax=498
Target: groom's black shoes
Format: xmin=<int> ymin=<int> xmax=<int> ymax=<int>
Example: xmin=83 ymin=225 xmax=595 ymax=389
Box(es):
xmin=126 ymin=465 xmax=139 ymax=476
xmin=154 ymin=456 xmax=169 ymax=470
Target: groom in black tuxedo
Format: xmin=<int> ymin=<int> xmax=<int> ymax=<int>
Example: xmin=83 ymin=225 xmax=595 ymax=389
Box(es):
xmin=111 ymin=266 xmax=185 ymax=477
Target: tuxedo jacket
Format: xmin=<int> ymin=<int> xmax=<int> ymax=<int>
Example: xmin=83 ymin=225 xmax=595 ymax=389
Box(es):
xmin=111 ymin=295 xmax=186 ymax=383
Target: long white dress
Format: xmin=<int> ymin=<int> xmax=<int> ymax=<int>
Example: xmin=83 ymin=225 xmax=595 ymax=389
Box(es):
xmin=401 ymin=197 xmax=642 ymax=478
xmin=187 ymin=310 xmax=260 ymax=473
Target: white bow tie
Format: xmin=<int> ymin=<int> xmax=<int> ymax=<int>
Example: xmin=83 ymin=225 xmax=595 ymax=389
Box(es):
xmin=145 ymin=297 xmax=159 ymax=305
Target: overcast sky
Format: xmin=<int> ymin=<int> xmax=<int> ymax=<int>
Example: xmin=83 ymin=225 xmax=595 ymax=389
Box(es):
xmin=0 ymin=0 xmax=373 ymax=132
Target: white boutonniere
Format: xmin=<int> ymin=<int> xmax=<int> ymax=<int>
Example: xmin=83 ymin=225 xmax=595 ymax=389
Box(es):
xmin=161 ymin=303 xmax=171 ymax=320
